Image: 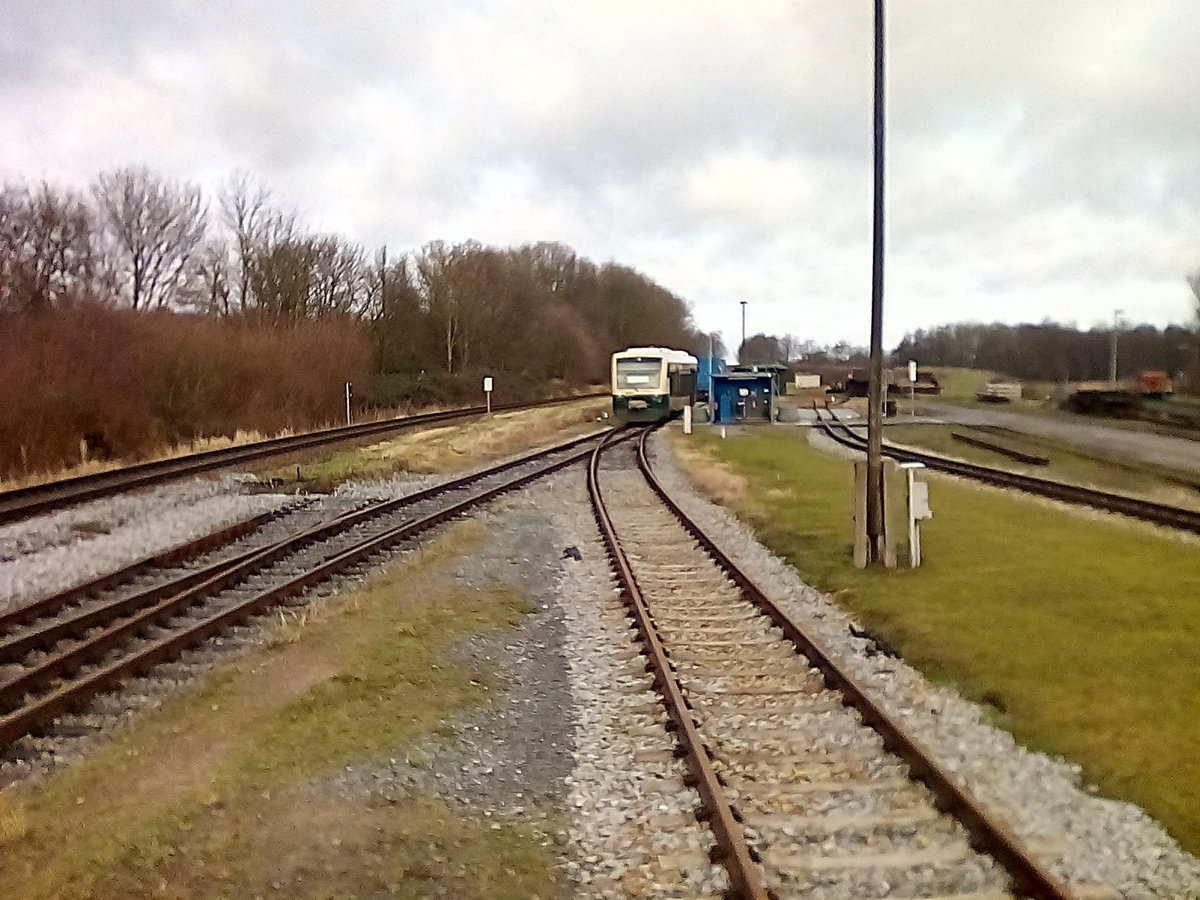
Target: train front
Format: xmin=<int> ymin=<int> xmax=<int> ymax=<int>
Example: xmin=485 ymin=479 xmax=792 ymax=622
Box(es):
xmin=611 ymin=350 xmax=670 ymax=423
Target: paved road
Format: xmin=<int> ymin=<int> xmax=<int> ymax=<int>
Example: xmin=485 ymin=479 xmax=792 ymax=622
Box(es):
xmin=919 ymin=399 xmax=1200 ymax=474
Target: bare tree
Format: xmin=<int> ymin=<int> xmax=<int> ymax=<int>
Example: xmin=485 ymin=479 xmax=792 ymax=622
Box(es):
xmin=245 ymin=228 xmax=366 ymax=325
xmin=307 ymin=235 xmax=367 ymax=317
xmin=93 ymin=167 xmax=207 ymax=310
xmin=414 ymin=241 xmax=461 ymax=372
xmin=0 ymin=181 xmax=103 ymax=313
xmin=193 ymin=241 xmax=233 ymax=316
xmin=220 ymin=172 xmax=271 ymax=312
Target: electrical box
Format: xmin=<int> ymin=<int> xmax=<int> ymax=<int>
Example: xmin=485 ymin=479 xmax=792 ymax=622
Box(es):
xmin=911 ymin=481 xmax=932 ymax=520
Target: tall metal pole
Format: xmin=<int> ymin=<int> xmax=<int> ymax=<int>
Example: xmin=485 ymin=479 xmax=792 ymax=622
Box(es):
xmin=740 ymin=300 xmax=747 ymax=356
xmin=866 ymin=0 xmax=887 ymax=563
xmin=379 ymin=245 xmax=387 ymax=314
xmin=1108 ymin=307 xmax=1123 ymax=385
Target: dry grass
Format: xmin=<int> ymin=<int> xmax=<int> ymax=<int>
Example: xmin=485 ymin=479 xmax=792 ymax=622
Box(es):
xmin=1 ymin=398 xmax=597 ymax=494
xmin=263 ymin=399 xmax=608 ymax=490
xmin=0 ymin=795 xmax=28 ymax=846
xmin=669 ymin=438 xmax=752 ymax=507
xmin=0 ymin=427 xmax=303 ymax=493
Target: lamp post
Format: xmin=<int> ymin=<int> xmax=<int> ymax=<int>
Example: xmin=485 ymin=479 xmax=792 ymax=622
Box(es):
xmin=1108 ymin=308 xmax=1124 ymax=386
xmin=740 ymin=300 xmax=747 ymax=357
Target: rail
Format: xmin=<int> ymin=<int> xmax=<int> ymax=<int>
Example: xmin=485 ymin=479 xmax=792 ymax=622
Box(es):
xmin=814 ymin=404 xmax=1200 ymax=535
xmin=0 ymin=425 xmax=627 ymax=757
xmin=586 ymin=424 xmax=1075 ymax=898
xmin=0 ymin=392 xmax=605 ymax=526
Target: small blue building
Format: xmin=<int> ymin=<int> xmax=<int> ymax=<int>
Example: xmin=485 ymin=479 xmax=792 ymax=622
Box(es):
xmin=711 ymin=373 xmax=775 ymax=425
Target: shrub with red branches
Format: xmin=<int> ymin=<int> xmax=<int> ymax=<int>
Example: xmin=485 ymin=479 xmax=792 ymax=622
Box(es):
xmin=0 ymin=306 xmax=370 ymax=479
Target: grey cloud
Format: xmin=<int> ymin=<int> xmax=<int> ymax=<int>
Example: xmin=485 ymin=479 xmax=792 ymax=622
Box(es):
xmin=2 ymin=1 xmax=1197 ymax=347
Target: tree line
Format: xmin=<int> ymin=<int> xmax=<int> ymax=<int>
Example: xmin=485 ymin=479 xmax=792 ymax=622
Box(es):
xmin=0 ymin=168 xmax=710 ymax=388
xmin=0 ymin=166 xmax=718 ymax=476
xmin=736 ymin=318 xmax=1199 ymax=393
xmin=892 ymin=320 xmax=1198 ymax=387
xmin=737 ymin=334 xmax=870 ymax=367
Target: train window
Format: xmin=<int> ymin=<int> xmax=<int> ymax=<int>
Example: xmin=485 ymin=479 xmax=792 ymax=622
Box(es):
xmin=615 ymin=358 xmax=662 ymax=389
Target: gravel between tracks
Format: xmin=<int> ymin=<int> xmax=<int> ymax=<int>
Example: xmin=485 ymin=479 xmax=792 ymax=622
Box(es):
xmin=8 ymin=426 xmax=1198 ymax=897
xmin=0 ymin=476 xmax=288 ymax=614
xmin=653 ymin=428 xmax=1200 ymax=898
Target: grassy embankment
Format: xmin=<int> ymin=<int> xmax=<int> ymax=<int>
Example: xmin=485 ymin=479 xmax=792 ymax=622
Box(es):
xmin=0 ymin=521 xmax=561 ymax=899
xmin=671 ymin=427 xmax=1200 ymax=854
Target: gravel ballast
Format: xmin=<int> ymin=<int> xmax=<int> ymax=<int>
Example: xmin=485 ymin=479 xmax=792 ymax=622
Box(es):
xmin=7 ymin=423 xmax=1199 ymax=897
xmin=651 ymin=428 xmax=1200 ymax=898
xmin=0 ymin=476 xmax=288 ymax=614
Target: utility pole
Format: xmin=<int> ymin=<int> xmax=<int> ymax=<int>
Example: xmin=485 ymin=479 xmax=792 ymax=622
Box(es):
xmin=740 ymin=300 xmax=748 ymax=357
xmin=379 ymin=245 xmax=388 ymax=315
xmin=1108 ymin=307 xmax=1123 ymax=386
xmin=866 ymin=0 xmax=887 ymax=564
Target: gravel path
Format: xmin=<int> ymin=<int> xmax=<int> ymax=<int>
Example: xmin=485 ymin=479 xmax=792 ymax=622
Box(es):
xmin=922 ymin=400 xmax=1200 ymax=473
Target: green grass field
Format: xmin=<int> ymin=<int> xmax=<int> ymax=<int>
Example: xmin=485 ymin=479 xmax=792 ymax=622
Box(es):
xmin=926 ymin=366 xmax=997 ymax=400
xmin=672 ymin=428 xmax=1200 ymax=854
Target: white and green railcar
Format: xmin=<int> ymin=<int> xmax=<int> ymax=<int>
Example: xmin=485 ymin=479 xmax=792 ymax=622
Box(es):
xmin=611 ymin=347 xmax=698 ymax=423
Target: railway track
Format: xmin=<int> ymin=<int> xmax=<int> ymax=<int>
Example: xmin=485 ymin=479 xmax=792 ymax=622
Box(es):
xmin=587 ymin=426 xmax=1076 ymax=899
xmin=0 ymin=426 xmax=628 ymax=769
xmin=0 ymin=392 xmax=604 ymax=527
xmin=815 ymin=406 xmax=1200 ymax=535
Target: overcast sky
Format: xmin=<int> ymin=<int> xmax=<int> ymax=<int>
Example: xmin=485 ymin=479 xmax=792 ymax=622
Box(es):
xmin=4 ymin=1 xmax=1199 ymax=350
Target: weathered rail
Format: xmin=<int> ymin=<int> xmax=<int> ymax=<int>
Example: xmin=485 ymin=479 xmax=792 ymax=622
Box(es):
xmin=586 ymin=425 xmax=1076 ymax=898
xmin=816 ymin=405 xmax=1200 ymax=534
xmin=952 ymin=430 xmax=1050 ymax=466
xmin=0 ymin=392 xmax=605 ymax=527
xmin=0 ymin=426 xmax=626 ymax=758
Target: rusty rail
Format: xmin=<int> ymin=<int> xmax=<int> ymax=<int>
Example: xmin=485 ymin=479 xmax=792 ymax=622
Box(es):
xmin=952 ymin=430 xmax=1050 ymax=466
xmin=814 ymin=404 xmax=1200 ymax=534
xmin=0 ymin=392 xmax=605 ymax=527
xmin=0 ymin=426 xmax=627 ymax=753
xmin=588 ymin=424 xmax=1076 ymax=899
xmin=586 ymin=429 xmax=769 ymax=900
xmin=0 ymin=509 xmax=280 ymax=635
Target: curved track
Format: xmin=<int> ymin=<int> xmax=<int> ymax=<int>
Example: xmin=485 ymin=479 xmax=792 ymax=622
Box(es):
xmin=0 ymin=392 xmax=604 ymax=527
xmin=0 ymin=426 xmax=628 ymax=765
xmin=815 ymin=406 xmax=1200 ymax=535
xmin=587 ymin=426 xmax=1074 ymax=899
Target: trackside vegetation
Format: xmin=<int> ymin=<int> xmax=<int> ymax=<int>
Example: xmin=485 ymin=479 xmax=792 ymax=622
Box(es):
xmin=0 ymin=521 xmax=560 ymax=899
xmin=1 ymin=169 xmax=715 ymax=482
xmin=670 ymin=428 xmax=1200 ymax=855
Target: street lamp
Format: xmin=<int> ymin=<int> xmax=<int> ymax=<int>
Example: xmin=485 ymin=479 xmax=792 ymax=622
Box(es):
xmin=1108 ymin=308 xmax=1124 ymax=386
xmin=740 ymin=300 xmax=747 ymax=356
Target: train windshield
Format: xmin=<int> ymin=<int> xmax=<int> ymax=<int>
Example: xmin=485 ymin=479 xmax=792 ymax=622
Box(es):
xmin=615 ymin=358 xmax=663 ymax=389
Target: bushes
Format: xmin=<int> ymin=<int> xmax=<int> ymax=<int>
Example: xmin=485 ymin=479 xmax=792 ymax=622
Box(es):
xmin=361 ymin=368 xmax=572 ymax=411
xmin=0 ymin=307 xmax=370 ymax=479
